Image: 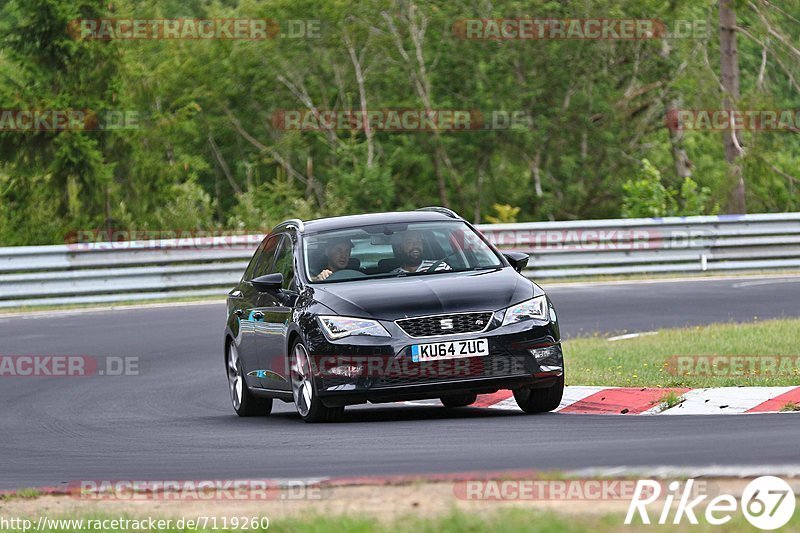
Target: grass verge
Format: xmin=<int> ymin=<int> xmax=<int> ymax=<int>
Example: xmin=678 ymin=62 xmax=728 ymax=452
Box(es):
xmin=656 ymin=391 xmax=685 ymax=411
xmin=781 ymin=401 xmax=800 ymax=412
xmin=538 ymin=269 xmax=800 ymax=286
xmin=2 ymin=270 xmax=799 ymax=315
xmin=0 ymin=488 xmax=40 ymax=501
xmin=1 ymin=506 xmax=798 ymax=532
xmin=564 ymin=318 xmax=800 ymax=387
xmin=0 ymin=295 xmax=223 ymax=315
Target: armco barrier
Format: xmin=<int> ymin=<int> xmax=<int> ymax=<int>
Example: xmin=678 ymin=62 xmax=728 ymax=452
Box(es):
xmin=1 ymin=212 xmax=799 ymax=308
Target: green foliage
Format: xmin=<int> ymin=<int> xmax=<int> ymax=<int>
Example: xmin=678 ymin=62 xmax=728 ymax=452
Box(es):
xmin=677 ymin=177 xmax=717 ymax=216
xmin=567 ymin=319 xmax=800 ymax=388
xmin=323 ymin=143 xmax=396 ymax=217
xmin=226 ymin=174 xmax=316 ymax=230
xmin=485 ymin=203 xmax=521 ymax=224
xmin=657 ymin=391 xmax=685 ymax=412
xmin=0 ymin=172 xmax=69 ymax=245
xmin=622 ymin=160 xmax=717 ymax=218
xmin=0 ymin=0 xmax=798 ymax=245
xmin=621 ymin=159 xmax=671 ymax=218
xmin=154 ymin=180 xmax=215 ymax=230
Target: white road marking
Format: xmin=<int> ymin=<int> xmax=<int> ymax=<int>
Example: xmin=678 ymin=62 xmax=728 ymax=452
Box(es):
xmin=554 ymin=386 xmax=611 ymax=411
xmin=401 ymin=386 xmax=797 ymax=415
xmin=570 ymin=465 xmax=800 ymax=479
xmin=659 ymin=386 xmax=799 ymax=415
xmin=0 ymin=299 xmax=223 ymax=321
xmin=542 ymin=273 xmax=800 ymax=290
xmin=607 ymin=331 xmax=658 ymax=341
xmin=733 ymin=278 xmax=800 ymax=288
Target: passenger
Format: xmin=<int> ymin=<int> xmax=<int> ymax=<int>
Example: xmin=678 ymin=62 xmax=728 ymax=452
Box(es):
xmin=393 ymin=231 xmax=451 ymax=273
xmin=312 ymin=237 xmax=353 ymax=281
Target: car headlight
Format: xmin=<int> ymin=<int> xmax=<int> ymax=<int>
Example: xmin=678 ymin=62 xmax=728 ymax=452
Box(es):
xmin=502 ymin=296 xmax=549 ymax=326
xmin=318 ymin=316 xmax=391 ymax=340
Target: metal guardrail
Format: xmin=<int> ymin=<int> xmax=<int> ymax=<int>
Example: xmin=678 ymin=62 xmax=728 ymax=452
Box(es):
xmin=1 ymin=212 xmax=799 ymax=308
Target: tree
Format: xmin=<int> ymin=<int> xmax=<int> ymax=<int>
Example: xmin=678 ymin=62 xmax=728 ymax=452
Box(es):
xmin=718 ymin=0 xmax=746 ymax=213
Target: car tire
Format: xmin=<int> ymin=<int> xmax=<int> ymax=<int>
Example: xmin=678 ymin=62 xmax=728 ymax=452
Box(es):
xmin=227 ymin=341 xmax=273 ymax=417
xmin=290 ymin=340 xmax=345 ymax=423
xmin=440 ymin=393 xmax=478 ymax=408
xmin=513 ymin=375 xmax=564 ymax=413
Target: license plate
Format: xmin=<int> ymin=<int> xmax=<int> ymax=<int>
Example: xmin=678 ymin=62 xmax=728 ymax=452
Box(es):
xmin=411 ymin=339 xmax=489 ymax=362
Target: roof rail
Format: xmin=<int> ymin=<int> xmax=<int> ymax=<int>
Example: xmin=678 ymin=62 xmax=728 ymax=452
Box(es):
xmin=416 ymin=206 xmax=461 ymax=219
xmin=273 ymin=218 xmax=305 ymax=233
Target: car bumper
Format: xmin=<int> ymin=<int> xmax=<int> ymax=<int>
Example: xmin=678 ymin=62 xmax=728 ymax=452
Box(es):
xmin=304 ymin=318 xmax=564 ymax=407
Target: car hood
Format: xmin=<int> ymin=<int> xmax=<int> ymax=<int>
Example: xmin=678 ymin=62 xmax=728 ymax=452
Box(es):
xmin=310 ymin=267 xmax=540 ymax=320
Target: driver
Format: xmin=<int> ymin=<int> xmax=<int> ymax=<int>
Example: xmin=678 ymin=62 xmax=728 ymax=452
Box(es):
xmin=393 ymin=231 xmax=451 ymax=273
xmin=312 ymin=237 xmax=353 ymax=281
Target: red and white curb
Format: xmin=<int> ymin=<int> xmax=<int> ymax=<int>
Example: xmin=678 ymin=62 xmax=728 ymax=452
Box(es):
xmin=407 ymin=386 xmax=800 ymax=414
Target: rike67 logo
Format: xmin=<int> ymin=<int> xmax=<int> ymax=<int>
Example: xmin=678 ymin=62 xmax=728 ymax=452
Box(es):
xmin=626 ymin=476 xmax=795 ymax=530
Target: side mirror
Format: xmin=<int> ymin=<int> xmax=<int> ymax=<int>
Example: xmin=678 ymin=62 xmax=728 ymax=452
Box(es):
xmin=251 ymin=273 xmax=284 ymax=292
xmin=503 ymin=252 xmax=529 ymax=273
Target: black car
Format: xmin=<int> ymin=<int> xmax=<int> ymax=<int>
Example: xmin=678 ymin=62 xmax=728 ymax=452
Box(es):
xmin=224 ymin=207 xmax=564 ymax=422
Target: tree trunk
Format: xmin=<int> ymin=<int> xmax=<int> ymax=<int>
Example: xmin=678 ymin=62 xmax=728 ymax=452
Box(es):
xmin=306 ymin=155 xmax=315 ymax=201
xmin=344 ymin=34 xmax=374 ymax=168
xmin=434 ymin=155 xmax=447 ymax=207
xmin=719 ymin=0 xmax=746 ymax=213
xmin=667 ymin=99 xmax=693 ymax=179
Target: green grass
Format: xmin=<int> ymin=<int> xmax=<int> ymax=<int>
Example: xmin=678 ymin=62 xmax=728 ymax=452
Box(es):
xmin=0 ymin=294 xmax=223 ymax=315
xmin=539 ymin=269 xmax=800 ymax=286
xmin=1 ymin=506 xmax=798 ymax=532
xmin=564 ymin=318 xmax=800 ymax=387
xmin=0 ymin=510 xmax=590 ymax=533
xmin=781 ymin=401 xmax=800 ymax=412
xmin=656 ymin=391 xmax=685 ymax=411
xmin=2 ymin=270 xmax=798 ymax=315
xmin=0 ymin=488 xmax=41 ymax=501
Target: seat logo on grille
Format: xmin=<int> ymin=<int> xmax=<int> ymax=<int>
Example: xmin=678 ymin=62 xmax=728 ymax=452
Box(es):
xmin=440 ymin=318 xmax=454 ymax=330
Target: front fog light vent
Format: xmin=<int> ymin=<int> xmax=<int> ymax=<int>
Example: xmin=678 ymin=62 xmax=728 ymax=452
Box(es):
xmin=328 ymin=365 xmax=364 ymax=378
xmin=530 ymin=345 xmax=560 ymax=362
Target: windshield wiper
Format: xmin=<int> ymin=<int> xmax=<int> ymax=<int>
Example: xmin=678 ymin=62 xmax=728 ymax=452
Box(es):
xmin=367 ymin=271 xmax=407 ymax=280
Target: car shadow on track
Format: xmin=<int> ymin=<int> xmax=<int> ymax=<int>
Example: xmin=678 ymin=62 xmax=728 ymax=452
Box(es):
xmin=265 ymin=404 xmax=548 ymax=424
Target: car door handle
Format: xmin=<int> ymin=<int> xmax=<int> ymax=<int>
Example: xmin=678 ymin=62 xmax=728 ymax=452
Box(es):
xmin=252 ymin=311 xmax=265 ymax=320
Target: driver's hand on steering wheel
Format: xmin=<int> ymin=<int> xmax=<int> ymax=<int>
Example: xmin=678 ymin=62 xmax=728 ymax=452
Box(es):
xmin=314 ymin=269 xmax=333 ymax=281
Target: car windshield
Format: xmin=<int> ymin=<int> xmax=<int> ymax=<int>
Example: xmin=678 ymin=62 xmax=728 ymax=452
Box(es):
xmin=303 ymin=221 xmax=504 ymax=283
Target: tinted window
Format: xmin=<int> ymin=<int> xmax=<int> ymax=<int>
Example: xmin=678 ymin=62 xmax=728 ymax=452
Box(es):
xmin=303 ymin=221 xmax=503 ymax=283
xmin=272 ymin=235 xmax=295 ymax=289
xmin=245 ymin=235 xmax=281 ymax=281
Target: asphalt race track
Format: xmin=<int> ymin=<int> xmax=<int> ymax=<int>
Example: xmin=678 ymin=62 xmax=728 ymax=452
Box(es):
xmin=1 ymin=276 xmax=799 ymax=489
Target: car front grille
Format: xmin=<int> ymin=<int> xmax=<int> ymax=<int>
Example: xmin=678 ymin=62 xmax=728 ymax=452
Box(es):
xmin=372 ymin=353 xmax=529 ymax=388
xmin=396 ymin=312 xmax=493 ymax=338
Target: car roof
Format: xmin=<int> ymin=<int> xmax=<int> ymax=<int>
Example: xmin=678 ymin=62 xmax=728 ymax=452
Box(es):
xmin=299 ymin=210 xmax=461 ymax=234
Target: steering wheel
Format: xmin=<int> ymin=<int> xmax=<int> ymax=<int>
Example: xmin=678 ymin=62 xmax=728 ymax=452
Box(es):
xmin=325 ymin=269 xmax=367 ymax=281
xmin=424 ymin=253 xmax=459 ymax=272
